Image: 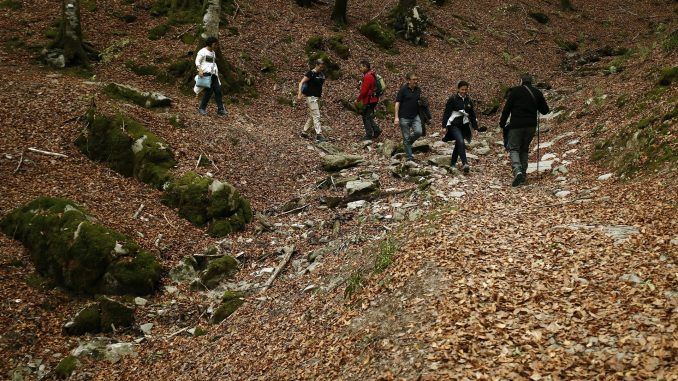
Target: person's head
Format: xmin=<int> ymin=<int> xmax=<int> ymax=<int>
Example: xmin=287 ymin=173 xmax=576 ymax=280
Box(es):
xmin=457 ymin=80 xmax=469 ymax=97
xmin=205 ymin=37 xmax=218 ymax=50
xmin=405 ymin=72 xmax=418 ymax=88
xmin=359 ymin=60 xmax=371 ymax=74
xmin=520 ymin=74 xmax=533 ymax=85
xmin=314 ymin=58 xmax=326 ymax=72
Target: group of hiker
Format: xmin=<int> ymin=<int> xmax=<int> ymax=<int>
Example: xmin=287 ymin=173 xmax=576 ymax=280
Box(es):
xmin=194 ymin=38 xmax=550 ymax=187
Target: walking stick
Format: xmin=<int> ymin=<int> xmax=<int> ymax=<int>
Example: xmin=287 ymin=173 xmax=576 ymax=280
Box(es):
xmin=536 ymin=116 xmax=540 ymax=176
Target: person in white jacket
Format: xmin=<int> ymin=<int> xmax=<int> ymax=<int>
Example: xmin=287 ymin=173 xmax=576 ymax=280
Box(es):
xmin=195 ymin=37 xmax=227 ymax=116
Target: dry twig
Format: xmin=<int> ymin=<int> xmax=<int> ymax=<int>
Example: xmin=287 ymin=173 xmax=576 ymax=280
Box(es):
xmin=27 ymin=147 xmax=68 ymax=158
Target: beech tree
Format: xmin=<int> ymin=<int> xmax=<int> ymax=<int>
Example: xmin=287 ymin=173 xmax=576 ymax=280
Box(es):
xmin=331 ymin=0 xmax=348 ymax=25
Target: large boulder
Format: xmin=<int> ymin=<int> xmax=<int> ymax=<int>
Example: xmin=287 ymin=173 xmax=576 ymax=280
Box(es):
xmin=0 ymin=198 xmax=161 ymax=295
xmin=345 ymin=179 xmax=380 ymax=198
xmin=75 ymin=109 xmax=176 ymax=189
xmin=322 ymin=154 xmax=365 ymax=172
xmin=162 ymin=172 xmax=253 ymax=237
xmin=104 ymin=83 xmax=171 ymax=108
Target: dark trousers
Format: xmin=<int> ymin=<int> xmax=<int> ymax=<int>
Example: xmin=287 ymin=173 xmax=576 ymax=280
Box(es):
xmin=361 ymin=103 xmax=380 ymax=137
xmin=199 ymin=73 xmax=225 ymax=111
xmin=507 ymin=126 xmax=536 ymax=175
xmin=447 ymin=126 xmax=467 ymax=165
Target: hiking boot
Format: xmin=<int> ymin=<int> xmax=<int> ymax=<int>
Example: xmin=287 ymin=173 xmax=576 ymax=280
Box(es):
xmin=217 ymin=109 xmax=228 ymax=116
xmin=315 ymin=134 xmax=327 ymax=143
xmin=512 ymin=172 xmax=525 ymax=187
xmin=463 ymin=164 xmax=470 ymax=174
xmin=300 ymin=131 xmax=310 ymax=139
xmin=197 ymin=108 xmax=208 ymax=116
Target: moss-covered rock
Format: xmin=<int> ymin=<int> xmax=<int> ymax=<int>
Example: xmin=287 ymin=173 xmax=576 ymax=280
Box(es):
xmin=200 ymin=255 xmax=239 ymax=289
xmin=75 ymin=109 xmax=176 ymax=189
xmin=64 ymin=304 xmax=101 ymax=335
xmin=161 ymin=172 xmax=253 ymax=237
xmin=359 ymin=21 xmax=396 ymax=50
xmin=0 ymin=197 xmax=161 ymax=295
xmin=211 ymin=291 xmax=245 ymax=324
xmin=99 ymin=296 xmax=135 ymax=331
xmin=54 ymin=355 xmax=78 ymax=379
xmin=104 ymin=82 xmax=172 ymax=108
xmin=322 ymin=154 xmax=365 ymax=172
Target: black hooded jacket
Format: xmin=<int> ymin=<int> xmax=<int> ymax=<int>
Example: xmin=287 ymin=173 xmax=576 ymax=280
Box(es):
xmin=500 ymin=84 xmax=550 ymax=129
xmin=441 ymin=93 xmax=478 ymax=142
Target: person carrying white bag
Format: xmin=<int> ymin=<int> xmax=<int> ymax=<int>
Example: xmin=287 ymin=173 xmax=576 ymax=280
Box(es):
xmin=194 ymin=36 xmax=227 ymax=117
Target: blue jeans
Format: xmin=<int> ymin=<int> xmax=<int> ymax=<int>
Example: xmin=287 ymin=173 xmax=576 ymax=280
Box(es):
xmin=399 ymin=116 xmax=422 ymax=160
xmin=447 ymin=125 xmax=468 ymax=166
xmin=199 ymin=73 xmax=225 ymax=112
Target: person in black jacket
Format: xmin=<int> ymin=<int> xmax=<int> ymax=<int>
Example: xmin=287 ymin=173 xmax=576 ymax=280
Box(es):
xmin=500 ymin=74 xmax=550 ymax=186
xmin=441 ymin=81 xmax=478 ymax=174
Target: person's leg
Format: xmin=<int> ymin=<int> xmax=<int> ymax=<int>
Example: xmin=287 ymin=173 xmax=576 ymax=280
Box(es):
xmin=212 ymin=75 xmax=226 ymax=114
xmin=411 ymin=115 xmax=423 ymax=144
xmin=302 ymin=97 xmax=314 ymax=134
xmin=361 ymin=105 xmax=375 ymax=138
xmin=306 ymin=97 xmax=322 ymax=135
xmin=508 ymin=128 xmax=525 ymax=186
xmin=449 ymin=127 xmax=462 ymax=166
xmin=199 ymin=78 xmax=214 ymax=111
xmin=519 ymin=126 xmax=536 ymax=174
xmin=400 ymin=118 xmax=414 ymax=160
xmin=369 ymin=103 xmax=381 ymax=137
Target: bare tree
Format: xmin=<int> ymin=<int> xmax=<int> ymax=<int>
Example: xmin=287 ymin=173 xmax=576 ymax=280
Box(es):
xmin=46 ymin=0 xmax=97 ymax=68
xmin=331 ymin=0 xmax=348 ymax=25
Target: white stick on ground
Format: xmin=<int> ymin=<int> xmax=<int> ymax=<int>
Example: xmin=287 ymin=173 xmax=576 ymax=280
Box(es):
xmin=260 ymin=246 xmax=295 ymax=293
xmin=27 ymin=147 xmax=68 ymax=158
xmin=132 ymin=204 xmax=145 ymax=219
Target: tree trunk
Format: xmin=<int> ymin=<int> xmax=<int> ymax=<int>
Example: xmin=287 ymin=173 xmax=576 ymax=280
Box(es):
xmin=331 ymin=0 xmax=348 ymax=25
xmin=398 ymin=0 xmax=416 ymax=11
xmin=49 ymin=0 xmax=95 ymax=67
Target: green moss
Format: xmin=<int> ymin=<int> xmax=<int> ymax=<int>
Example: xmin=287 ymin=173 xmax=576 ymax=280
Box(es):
xmin=193 ymin=326 xmax=207 ymax=336
xmin=359 ymin=21 xmax=396 ymax=50
xmin=167 ymin=59 xmax=192 ymax=77
xmin=658 ymin=66 xmax=678 ymax=87
xmin=344 ymin=271 xmax=365 ymax=298
xmin=75 ymin=109 xmax=176 ymax=189
xmin=169 ymin=114 xmax=186 ymax=128
xmin=98 ymin=297 xmax=135 ymax=331
xmin=211 ymin=291 xmax=245 ymax=323
xmin=260 ymin=57 xmax=275 ymax=73
xmin=528 ymin=12 xmax=549 ymax=24
xmin=54 ymin=356 xmax=78 ymax=378
xmin=0 ymin=0 xmax=22 ymax=10
xmin=308 ymin=52 xmax=341 ymax=80
xmin=556 ymin=38 xmax=578 ymax=52
xmin=663 ymin=29 xmax=678 ymax=52
xmin=200 ymin=256 xmax=239 ymax=289
xmin=103 ymin=82 xmax=172 ymax=108
xmin=149 ymin=23 xmax=170 ymax=40
xmin=328 ymin=34 xmax=350 ymax=59
xmin=66 ymin=304 xmax=101 ymax=335
xmin=125 ymin=61 xmax=173 ymax=83
xmin=0 ymin=198 xmax=161 ymax=295
xmin=106 ymin=252 xmax=162 ymax=295
xmin=374 ymin=239 xmax=397 ymax=273
xmin=305 ymin=36 xmax=325 ymax=54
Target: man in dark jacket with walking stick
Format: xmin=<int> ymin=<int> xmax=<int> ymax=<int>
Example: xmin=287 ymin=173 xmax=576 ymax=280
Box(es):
xmin=500 ymin=74 xmax=550 ymax=187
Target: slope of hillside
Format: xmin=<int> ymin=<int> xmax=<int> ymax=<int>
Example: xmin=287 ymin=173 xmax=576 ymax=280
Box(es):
xmin=0 ymin=0 xmax=676 ymax=379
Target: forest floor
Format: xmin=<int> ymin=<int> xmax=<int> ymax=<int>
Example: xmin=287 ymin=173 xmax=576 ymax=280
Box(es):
xmin=0 ymin=0 xmax=676 ymax=380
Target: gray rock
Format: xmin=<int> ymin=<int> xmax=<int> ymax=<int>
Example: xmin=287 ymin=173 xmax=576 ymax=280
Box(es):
xmin=322 ymin=154 xmax=365 ymax=171
xmin=555 ymin=190 xmax=571 ymax=198
xmin=316 ymin=141 xmax=343 ymax=155
xmin=473 ymin=146 xmax=491 ymax=155
xmin=134 ymin=297 xmax=147 ymax=306
xmin=449 ymin=191 xmax=465 ymax=198
xmin=380 ymin=139 xmax=397 ymax=157
xmin=619 ymin=273 xmax=642 ymax=284
xmin=601 ymin=225 xmax=639 ymax=245
xmin=169 ymin=256 xmax=199 ymax=283
xmin=526 ymin=160 xmax=554 ymax=173
xmin=541 ymin=153 xmax=557 ymax=161
xmin=347 ymin=200 xmax=367 ymax=210
xmin=552 ymin=165 xmax=569 ymax=175
xmin=345 ymin=180 xmax=379 ymax=197
xmin=597 ymin=173 xmax=613 ymax=181
xmin=104 ymin=343 xmax=137 ymax=364
xmin=140 ymin=323 xmax=153 ymax=335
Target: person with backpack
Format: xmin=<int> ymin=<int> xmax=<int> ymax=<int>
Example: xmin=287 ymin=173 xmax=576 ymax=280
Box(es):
xmin=356 ymin=60 xmax=382 ymax=141
xmin=441 ymin=81 xmax=479 ymax=174
xmin=297 ymin=59 xmax=327 ymax=143
xmin=500 ymin=74 xmax=550 ymax=186
xmin=394 ymin=73 xmax=423 ymax=162
xmin=195 ymin=36 xmax=227 ymax=116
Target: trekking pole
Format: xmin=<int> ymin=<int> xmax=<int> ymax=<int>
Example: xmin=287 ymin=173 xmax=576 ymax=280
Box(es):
xmin=537 ymin=113 xmax=541 ymax=178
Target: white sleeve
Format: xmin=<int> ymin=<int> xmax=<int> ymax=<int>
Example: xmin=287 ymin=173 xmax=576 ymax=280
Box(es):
xmin=195 ymin=49 xmax=204 ymax=68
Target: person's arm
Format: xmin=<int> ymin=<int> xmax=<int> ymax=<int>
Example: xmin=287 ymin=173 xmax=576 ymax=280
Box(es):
xmin=468 ymin=100 xmax=478 ymax=130
xmin=538 ymin=91 xmax=550 ymax=115
xmin=195 ymin=50 xmax=204 ymax=76
xmin=394 ymin=88 xmax=402 ymax=125
xmin=441 ymin=97 xmax=453 ymax=129
xmin=499 ymin=90 xmax=514 ymax=128
xmin=297 ymin=76 xmax=310 ymax=100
